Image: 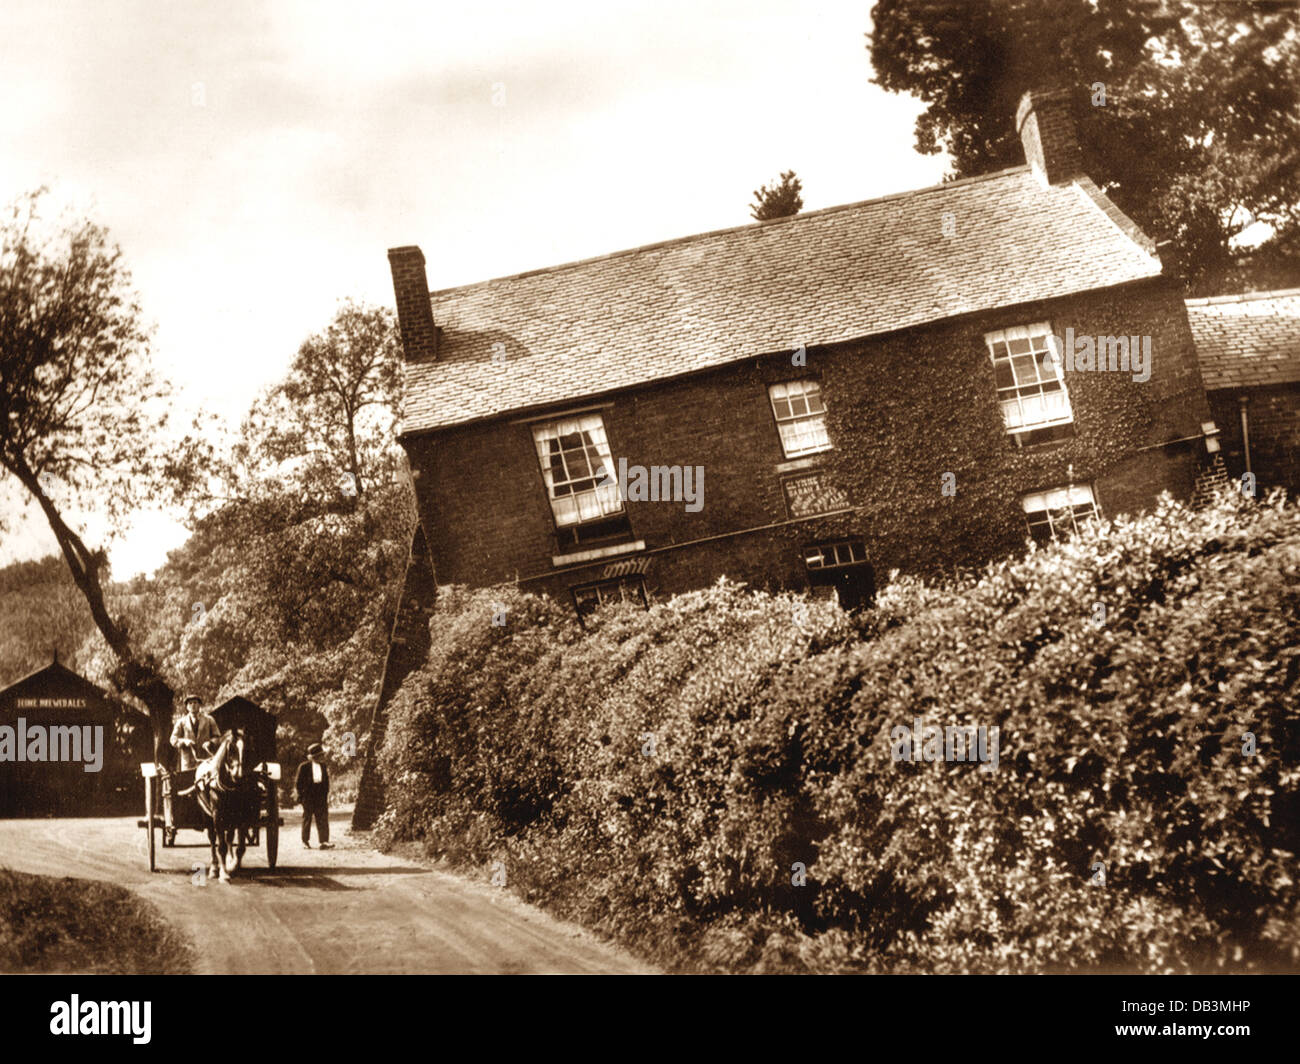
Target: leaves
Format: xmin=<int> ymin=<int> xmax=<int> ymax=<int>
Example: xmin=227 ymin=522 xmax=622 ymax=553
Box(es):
xmin=75 ymin=481 xmax=416 ymax=767
xmin=867 ymin=0 xmax=1300 ymax=292
xmin=260 ymin=299 xmax=401 ymax=500
xmin=379 ymin=490 xmax=1300 ymax=973
xmin=0 ymin=188 xmax=169 ymax=527
xmin=750 ymin=171 xmax=804 ymax=221
xmin=0 ymin=188 xmax=179 ymax=735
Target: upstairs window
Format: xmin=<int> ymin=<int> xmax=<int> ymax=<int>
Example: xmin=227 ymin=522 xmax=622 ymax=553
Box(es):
xmin=532 ymin=414 xmax=631 ymax=549
xmin=1022 ymin=484 xmax=1099 ymax=544
xmin=769 ymin=380 xmax=831 ymax=458
xmin=985 ymin=324 xmax=1074 ymax=445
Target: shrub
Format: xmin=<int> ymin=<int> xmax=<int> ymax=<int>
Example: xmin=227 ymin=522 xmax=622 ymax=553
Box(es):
xmin=376 ymin=490 xmax=1300 ymax=973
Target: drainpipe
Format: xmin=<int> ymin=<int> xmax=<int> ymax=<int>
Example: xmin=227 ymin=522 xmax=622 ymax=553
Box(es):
xmin=1239 ymin=396 xmax=1252 ymax=474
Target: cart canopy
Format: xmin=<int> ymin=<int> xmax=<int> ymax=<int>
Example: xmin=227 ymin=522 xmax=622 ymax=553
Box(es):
xmin=210 ymin=696 xmax=277 ymax=767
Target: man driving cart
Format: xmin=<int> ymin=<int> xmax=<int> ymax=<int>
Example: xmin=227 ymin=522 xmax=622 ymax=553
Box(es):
xmin=165 ymin=694 xmax=221 ymax=828
xmin=171 ymin=694 xmax=221 ymax=769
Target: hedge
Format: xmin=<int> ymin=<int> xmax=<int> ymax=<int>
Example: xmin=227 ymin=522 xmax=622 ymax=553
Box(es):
xmin=376 ymin=489 xmax=1300 ymax=973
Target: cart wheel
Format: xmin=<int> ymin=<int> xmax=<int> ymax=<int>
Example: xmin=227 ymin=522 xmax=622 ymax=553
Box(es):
xmin=144 ymin=776 xmax=157 ymax=872
xmin=265 ymin=786 xmax=279 ymax=869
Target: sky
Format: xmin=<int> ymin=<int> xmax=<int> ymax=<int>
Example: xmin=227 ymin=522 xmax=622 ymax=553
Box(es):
xmin=0 ymin=0 xmax=948 ymax=578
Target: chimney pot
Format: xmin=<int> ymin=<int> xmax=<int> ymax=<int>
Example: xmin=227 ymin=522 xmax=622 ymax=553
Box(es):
xmin=388 ymin=245 xmax=439 ymax=361
xmin=1016 ymin=89 xmax=1085 ymax=186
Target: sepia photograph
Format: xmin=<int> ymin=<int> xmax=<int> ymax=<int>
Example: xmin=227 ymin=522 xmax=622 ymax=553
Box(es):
xmin=0 ymin=0 xmax=1297 ymax=1043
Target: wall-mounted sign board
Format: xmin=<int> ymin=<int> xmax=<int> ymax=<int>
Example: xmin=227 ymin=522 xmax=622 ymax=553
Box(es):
xmin=781 ymin=471 xmax=852 ymax=520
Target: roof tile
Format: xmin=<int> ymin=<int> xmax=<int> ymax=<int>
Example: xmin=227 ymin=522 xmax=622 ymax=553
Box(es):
xmin=1186 ymin=290 xmax=1300 ymax=391
xmin=403 ymin=166 xmax=1162 ymax=432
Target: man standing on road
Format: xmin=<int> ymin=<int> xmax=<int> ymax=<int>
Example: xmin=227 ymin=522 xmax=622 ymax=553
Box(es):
xmin=295 ymin=742 xmax=332 ymax=849
xmin=170 ymin=694 xmax=221 ymax=771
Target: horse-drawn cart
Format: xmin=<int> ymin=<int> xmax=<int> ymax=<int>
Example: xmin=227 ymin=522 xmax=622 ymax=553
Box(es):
xmin=137 ymin=696 xmax=283 ymax=873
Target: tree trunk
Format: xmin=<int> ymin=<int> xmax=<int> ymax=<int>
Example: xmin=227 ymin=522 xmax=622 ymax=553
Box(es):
xmin=13 ymin=462 xmax=176 ymax=761
xmin=346 ymin=407 xmax=363 ymax=500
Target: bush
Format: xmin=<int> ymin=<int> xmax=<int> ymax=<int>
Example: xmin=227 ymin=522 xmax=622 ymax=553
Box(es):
xmin=376 ymin=490 xmax=1300 ymax=973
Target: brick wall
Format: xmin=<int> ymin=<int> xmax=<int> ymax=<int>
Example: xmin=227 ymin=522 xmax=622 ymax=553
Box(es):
xmin=1016 ymin=89 xmax=1085 ymax=185
xmin=1206 ymin=383 xmax=1300 ymax=497
xmin=388 ymin=246 xmax=439 ymax=363
xmin=402 ymin=276 xmax=1211 ymax=607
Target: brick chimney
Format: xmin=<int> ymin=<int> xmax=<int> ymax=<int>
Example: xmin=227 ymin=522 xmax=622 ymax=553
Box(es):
xmin=1016 ymin=89 xmax=1085 ymax=186
xmin=387 ymin=245 xmax=438 ymax=361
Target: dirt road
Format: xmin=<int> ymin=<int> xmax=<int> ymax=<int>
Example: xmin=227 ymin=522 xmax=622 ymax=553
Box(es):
xmin=0 ymin=812 xmax=654 ymax=974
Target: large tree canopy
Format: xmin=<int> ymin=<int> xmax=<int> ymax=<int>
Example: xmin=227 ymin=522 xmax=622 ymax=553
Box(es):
xmin=172 ymin=299 xmax=402 ymax=518
xmin=259 ymin=300 xmax=401 ymax=500
xmin=0 ymin=189 xmax=178 ymax=745
xmin=868 ymin=0 xmax=1300 ymax=293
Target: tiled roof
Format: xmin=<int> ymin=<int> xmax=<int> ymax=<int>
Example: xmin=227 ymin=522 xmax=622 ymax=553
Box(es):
xmin=403 ymin=166 xmax=1162 ymax=434
xmin=1185 ymin=289 xmax=1300 ymax=391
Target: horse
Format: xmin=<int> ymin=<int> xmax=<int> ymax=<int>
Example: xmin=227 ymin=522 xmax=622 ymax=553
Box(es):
xmin=186 ymin=729 xmax=261 ymax=882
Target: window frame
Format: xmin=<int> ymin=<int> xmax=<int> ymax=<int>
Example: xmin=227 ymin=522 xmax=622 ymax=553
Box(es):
xmin=984 ymin=322 xmax=1075 ymax=446
xmin=571 ymin=574 xmax=649 ymax=623
xmin=1021 ymin=483 xmax=1101 ymax=544
xmin=803 ymin=539 xmax=868 ymax=570
xmin=529 ymin=413 xmax=635 ymax=551
xmin=801 ymin=538 xmax=874 ymax=610
xmin=767 ymin=378 xmax=832 ymax=459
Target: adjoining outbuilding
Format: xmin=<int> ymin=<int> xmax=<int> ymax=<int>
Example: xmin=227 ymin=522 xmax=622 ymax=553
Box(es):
xmin=1186 ymin=288 xmax=1300 ymax=499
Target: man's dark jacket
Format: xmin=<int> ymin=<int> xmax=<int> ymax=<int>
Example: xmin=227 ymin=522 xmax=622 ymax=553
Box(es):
xmin=294 ymin=760 xmax=330 ymax=807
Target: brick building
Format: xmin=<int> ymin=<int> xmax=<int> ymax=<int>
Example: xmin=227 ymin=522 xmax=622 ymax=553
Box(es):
xmin=389 ymin=88 xmax=1216 ymax=610
xmin=353 ymin=89 xmax=1220 ymax=826
xmin=1186 ymin=289 xmax=1300 ymax=498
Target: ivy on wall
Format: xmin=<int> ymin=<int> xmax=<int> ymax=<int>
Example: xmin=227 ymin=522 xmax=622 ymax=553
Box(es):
xmin=408 ymin=277 xmax=1210 ymax=600
xmin=793 ymin=278 xmax=1205 ymax=581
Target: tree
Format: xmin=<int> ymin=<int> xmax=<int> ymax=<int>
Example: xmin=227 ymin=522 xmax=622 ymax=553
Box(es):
xmin=259 ymin=300 xmax=401 ymax=500
xmin=0 ymin=189 xmax=179 ymax=753
xmin=750 ymin=170 xmax=804 ymax=221
xmin=73 ymin=475 xmax=416 ymax=776
xmin=868 ymin=0 xmax=1300 ymax=293
xmin=164 ymin=301 xmax=402 ymax=523
xmin=89 ymin=292 xmax=413 ymax=772
xmin=0 ymin=554 xmax=96 ymax=684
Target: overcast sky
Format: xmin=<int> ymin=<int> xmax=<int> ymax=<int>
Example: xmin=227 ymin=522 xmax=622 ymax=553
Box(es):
xmin=0 ymin=0 xmax=947 ymax=578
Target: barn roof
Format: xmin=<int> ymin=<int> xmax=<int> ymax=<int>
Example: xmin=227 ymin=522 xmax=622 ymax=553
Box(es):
xmin=0 ymin=659 xmax=111 ymax=710
xmin=402 ymin=166 xmax=1162 ymax=433
xmin=1185 ymin=288 xmax=1300 ymax=391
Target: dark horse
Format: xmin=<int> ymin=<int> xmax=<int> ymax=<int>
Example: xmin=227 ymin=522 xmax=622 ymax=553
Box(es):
xmin=189 ymin=729 xmax=261 ymax=882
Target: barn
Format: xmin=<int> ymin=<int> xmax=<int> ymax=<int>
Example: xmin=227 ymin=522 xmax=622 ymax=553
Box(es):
xmin=0 ymin=656 xmax=141 ymax=817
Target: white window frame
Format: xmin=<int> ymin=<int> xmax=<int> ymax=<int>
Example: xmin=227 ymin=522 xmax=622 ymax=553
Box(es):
xmin=1022 ymin=484 xmax=1100 ymax=542
xmin=532 ymin=414 xmax=623 ymax=528
xmin=984 ymin=323 xmax=1074 ymax=437
xmin=768 ymin=379 xmax=831 ymax=459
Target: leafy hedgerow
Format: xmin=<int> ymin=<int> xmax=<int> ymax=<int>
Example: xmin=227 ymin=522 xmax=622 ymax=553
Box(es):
xmin=376 ymin=490 xmax=1300 ymax=973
